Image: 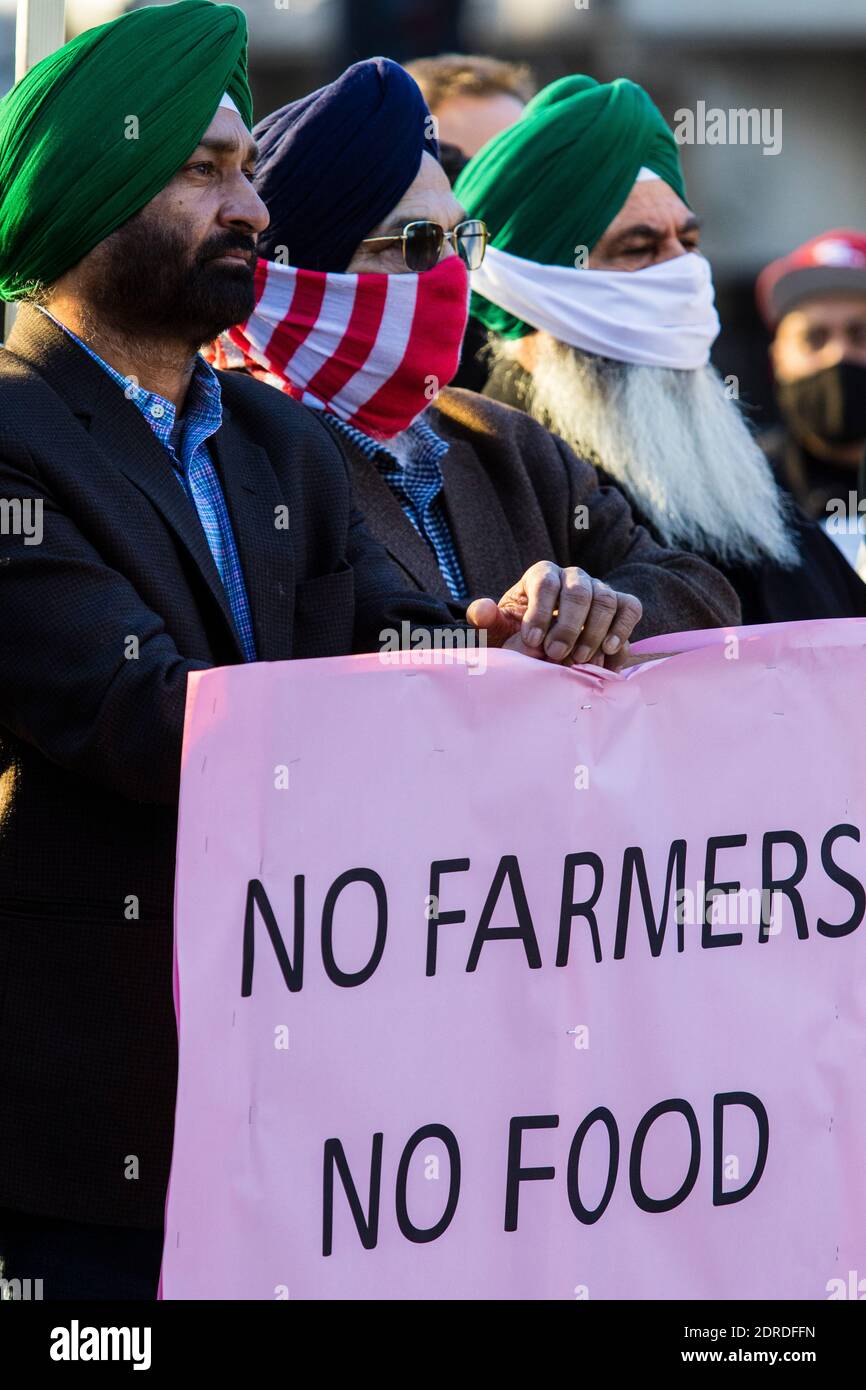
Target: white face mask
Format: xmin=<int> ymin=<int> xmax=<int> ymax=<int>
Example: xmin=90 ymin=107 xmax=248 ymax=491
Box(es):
xmin=470 ymin=246 xmax=721 ymax=371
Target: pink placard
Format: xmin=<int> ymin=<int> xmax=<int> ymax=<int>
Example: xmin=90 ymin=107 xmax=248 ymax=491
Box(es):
xmin=160 ymin=619 xmax=866 ymax=1300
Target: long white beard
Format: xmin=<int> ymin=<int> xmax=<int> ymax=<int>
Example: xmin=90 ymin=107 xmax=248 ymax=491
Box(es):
xmin=494 ymin=336 xmax=799 ymax=568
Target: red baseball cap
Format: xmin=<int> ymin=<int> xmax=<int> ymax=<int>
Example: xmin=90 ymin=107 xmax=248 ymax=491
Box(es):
xmin=756 ymin=229 xmax=866 ymax=328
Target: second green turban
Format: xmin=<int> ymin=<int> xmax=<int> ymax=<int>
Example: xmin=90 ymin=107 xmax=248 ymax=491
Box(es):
xmin=454 ymin=74 xmax=688 ymax=338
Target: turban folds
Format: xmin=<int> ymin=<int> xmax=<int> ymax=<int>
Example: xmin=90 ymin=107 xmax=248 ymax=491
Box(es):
xmin=454 ymin=74 xmax=688 ymax=338
xmin=0 ymin=0 xmax=252 ymax=301
xmin=254 ymin=58 xmax=439 ymax=272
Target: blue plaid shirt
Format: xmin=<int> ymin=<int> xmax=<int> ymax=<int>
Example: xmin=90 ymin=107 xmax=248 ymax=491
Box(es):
xmin=322 ymin=412 xmax=468 ymax=604
xmin=37 ymin=307 xmax=257 ymax=662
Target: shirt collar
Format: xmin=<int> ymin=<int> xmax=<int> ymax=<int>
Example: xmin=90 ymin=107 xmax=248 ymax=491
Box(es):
xmin=321 ymin=408 xmax=447 ymax=471
xmin=34 ymin=303 xmax=222 ymax=432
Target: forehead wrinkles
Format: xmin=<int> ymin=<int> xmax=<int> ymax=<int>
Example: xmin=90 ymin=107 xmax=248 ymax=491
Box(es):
xmin=606 ymin=182 xmax=692 ymax=231
xmin=382 ymin=191 xmax=464 ymax=232
xmin=195 ymin=132 xmax=258 ymax=160
xmin=615 ymin=213 xmax=699 ymax=238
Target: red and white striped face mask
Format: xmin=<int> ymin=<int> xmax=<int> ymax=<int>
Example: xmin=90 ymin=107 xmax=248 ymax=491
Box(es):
xmin=214 ymin=252 xmax=470 ymax=440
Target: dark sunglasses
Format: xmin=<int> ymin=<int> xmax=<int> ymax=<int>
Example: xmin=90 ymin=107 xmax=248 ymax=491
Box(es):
xmin=360 ymin=219 xmax=488 ymax=273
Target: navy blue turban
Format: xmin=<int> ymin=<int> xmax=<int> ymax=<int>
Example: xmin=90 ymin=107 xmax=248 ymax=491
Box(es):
xmin=254 ymin=57 xmax=439 ymax=272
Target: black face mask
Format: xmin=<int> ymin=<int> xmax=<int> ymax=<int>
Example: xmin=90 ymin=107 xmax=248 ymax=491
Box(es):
xmin=777 ymin=360 xmax=866 ymax=447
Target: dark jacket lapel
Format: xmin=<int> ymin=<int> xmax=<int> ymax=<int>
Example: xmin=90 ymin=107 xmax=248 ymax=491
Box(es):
xmin=435 ymin=428 xmax=525 ymax=600
xmin=335 ymin=414 xmax=527 ymax=604
xmin=4 ymin=306 xmax=285 ymax=661
xmin=208 ymin=390 xmax=296 ymax=661
xmin=344 ymin=438 xmax=454 ymax=601
xmin=83 ymin=393 xmax=246 ymax=657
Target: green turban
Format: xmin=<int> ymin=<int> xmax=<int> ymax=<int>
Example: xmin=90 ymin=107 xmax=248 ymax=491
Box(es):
xmin=0 ymin=0 xmax=252 ymax=301
xmin=454 ymin=74 xmax=688 ymax=338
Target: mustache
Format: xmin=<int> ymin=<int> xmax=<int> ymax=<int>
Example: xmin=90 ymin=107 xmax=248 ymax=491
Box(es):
xmin=197 ymin=231 xmax=258 ymax=267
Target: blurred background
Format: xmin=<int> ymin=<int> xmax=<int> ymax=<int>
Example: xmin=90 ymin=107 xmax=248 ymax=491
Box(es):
xmin=2 ymin=0 xmax=865 ymax=423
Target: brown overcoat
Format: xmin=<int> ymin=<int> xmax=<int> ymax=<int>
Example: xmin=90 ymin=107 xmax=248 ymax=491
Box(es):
xmin=338 ymin=386 xmax=742 ymax=635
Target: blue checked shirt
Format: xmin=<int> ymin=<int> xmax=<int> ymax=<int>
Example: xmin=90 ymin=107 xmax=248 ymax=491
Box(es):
xmin=322 ymin=412 xmax=468 ymax=604
xmin=37 ymin=307 xmax=257 ymax=662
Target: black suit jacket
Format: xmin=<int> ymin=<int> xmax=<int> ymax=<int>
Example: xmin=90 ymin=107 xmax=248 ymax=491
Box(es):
xmin=0 ymin=306 xmax=465 ymax=1229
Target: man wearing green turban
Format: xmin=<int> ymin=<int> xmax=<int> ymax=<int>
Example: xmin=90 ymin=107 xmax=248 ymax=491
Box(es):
xmin=455 ymin=74 xmax=690 ymax=339
xmin=455 ymin=73 xmax=866 ymax=625
xmin=0 ymin=0 xmax=252 ymax=301
xmin=0 ymin=3 xmax=571 ymax=1299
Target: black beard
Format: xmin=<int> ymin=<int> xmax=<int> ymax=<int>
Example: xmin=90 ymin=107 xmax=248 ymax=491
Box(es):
xmin=82 ymin=211 xmax=258 ymax=347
